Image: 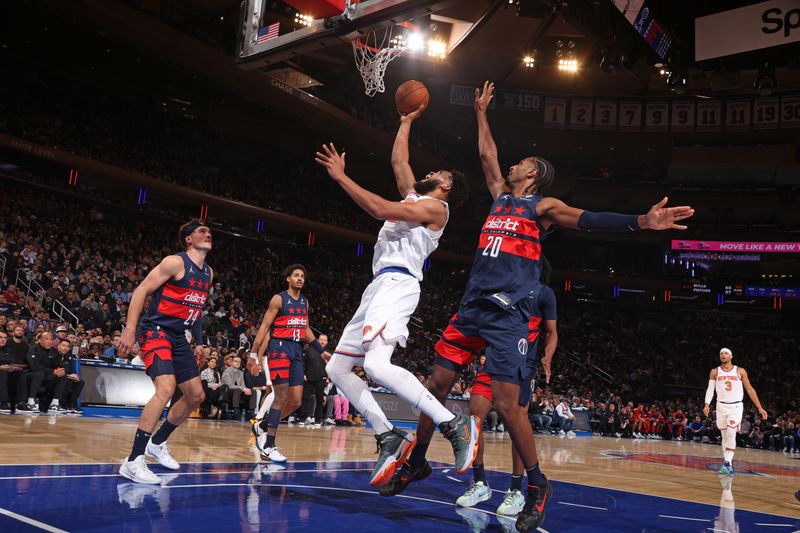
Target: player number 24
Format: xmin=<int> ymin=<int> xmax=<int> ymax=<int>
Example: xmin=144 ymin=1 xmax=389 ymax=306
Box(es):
xmin=184 ymin=309 xmax=201 ymax=326
xmin=483 ymin=235 xmax=503 ymax=258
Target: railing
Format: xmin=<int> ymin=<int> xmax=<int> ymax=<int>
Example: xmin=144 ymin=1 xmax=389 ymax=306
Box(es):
xmin=558 ymin=347 xmax=615 ymax=385
xmin=0 ymin=253 xmax=6 ymax=280
xmin=52 ymin=299 xmax=80 ymax=329
xmin=14 ymin=269 xmax=46 ymax=307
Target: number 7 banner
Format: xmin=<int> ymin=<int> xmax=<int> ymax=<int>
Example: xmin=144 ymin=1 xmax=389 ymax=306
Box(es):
xmin=618 ymin=101 xmax=642 ymax=131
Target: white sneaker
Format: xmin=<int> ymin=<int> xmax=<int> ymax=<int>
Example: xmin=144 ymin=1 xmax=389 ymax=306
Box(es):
xmin=567 ymin=430 xmax=576 ymax=437
xmin=496 ymin=488 xmax=525 ymax=516
xmin=456 ymin=481 xmax=491 ymax=507
xmin=146 ymin=440 xmax=180 ymax=470
xmin=120 ymin=455 xmax=161 ymax=484
xmin=260 ymin=446 xmax=288 ymax=463
xmin=496 ymin=423 xmax=505 ymax=433
xmin=558 ymin=429 xmax=566 ymax=436
xmin=324 ymin=418 xmax=335 ymax=425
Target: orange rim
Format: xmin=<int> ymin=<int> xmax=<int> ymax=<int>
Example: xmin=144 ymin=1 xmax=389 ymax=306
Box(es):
xmin=351 ymin=20 xmax=421 ymax=54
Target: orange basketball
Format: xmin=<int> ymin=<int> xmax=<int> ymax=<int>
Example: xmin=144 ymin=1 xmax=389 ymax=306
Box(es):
xmin=395 ymin=80 xmax=429 ymax=115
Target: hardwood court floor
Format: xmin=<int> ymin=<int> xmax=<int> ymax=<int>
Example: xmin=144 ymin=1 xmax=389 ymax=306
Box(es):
xmin=0 ymin=415 xmax=798 ymax=532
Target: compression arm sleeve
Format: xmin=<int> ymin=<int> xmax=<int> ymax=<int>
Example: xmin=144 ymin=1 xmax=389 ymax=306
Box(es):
xmin=704 ymin=380 xmax=715 ymax=405
xmin=577 ymin=211 xmax=640 ymax=232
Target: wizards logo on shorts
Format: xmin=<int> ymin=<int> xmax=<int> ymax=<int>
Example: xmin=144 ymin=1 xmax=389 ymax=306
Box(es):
xmin=518 ymin=338 xmax=528 ymax=355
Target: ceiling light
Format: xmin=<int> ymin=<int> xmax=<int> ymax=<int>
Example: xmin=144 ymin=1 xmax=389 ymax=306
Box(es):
xmin=558 ymin=58 xmax=578 ymax=73
xmin=523 ymin=55 xmax=535 ymax=68
xmin=407 ymin=31 xmax=425 ymax=52
xmin=754 ymin=64 xmax=777 ymax=97
xmin=427 ymin=39 xmax=447 ymax=59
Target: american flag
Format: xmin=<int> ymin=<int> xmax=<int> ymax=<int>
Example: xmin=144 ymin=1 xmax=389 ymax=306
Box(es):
xmin=257 ymin=22 xmax=280 ymax=43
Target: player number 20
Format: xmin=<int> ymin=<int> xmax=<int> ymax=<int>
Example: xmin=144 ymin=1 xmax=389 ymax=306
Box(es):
xmin=184 ymin=309 xmax=201 ymax=326
xmin=482 ymin=235 xmax=503 ymax=258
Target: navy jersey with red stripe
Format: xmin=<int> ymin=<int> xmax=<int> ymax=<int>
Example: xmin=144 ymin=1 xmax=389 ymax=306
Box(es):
xmin=522 ymin=284 xmax=557 ymax=362
xmin=139 ymin=252 xmax=211 ymax=342
xmin=270 ymin=290 xmax=308 ymax=344
xmin=460 ymin=193 xmax=545 ymax=308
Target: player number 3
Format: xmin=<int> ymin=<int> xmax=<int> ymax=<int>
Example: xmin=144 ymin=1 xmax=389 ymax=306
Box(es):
xmin=482 ymin=235 xmax=503 ymax=258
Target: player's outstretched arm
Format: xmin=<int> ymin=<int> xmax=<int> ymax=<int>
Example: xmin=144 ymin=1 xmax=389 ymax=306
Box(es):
xmin=474 ymin=81 xmax=505 ymax=200
xmin=118 ymin=255 xmax=183 ymax=356
xmin=739 ymin=367 xmax=768 ymax=420
xmin=703 ymin=368 xmax=717 ymax=417
xmin=537 ymin=196 xmax=694 ymax=231
xmin=253 ymin=294 xmax=282 ymax=360
xmin=315 ymin=143 xmax=447 ymax=227
xmin=391 ymin=105 xmax=424 ymax=198
xmin=304 ymin=326 xmax=332 ymax=362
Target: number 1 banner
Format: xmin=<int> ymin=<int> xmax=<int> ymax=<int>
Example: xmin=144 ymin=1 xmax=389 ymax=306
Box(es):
xmin=543 ymin=98 xmax=567 ymax=129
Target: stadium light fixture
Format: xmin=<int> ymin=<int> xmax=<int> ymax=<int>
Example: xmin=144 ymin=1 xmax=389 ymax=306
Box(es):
xmin=754 ymin=64 xmax=777 ymax=97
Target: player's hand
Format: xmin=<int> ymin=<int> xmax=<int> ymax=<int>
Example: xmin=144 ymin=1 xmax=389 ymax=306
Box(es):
xmin=474 ymin=81 xmax=494 ymax=114
xmin=540 ymin=354 xmax=552 ymax=384
xmin=315 ymin=143 xmax=347 ymax=182
xmin=0 ymin=365 xmax=11 ymax=372
xmin=118 ymin=328 xmax=136 ymax=356
xmin=68 ymin=373 xmax=80 ymax=382
xmin=641 ymin=197 xmax=694 ymax=231
xmin=321 ymin=350 xmax=332 ymax=362
xmin=702 ymin=404 xmax=710 ymax=417
xmin=400 ymin=104 xmax=425 ymax=121
xmin=758 ymin=408 xmax=768 ymax=420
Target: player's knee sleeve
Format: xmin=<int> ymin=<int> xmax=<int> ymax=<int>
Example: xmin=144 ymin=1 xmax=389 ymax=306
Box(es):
xmin=722 ymin=428 xmax=736 ymax=450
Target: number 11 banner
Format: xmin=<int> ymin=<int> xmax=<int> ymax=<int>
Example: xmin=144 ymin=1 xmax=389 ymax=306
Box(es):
xmin=696 ymin=100 xmax=722 ymax=132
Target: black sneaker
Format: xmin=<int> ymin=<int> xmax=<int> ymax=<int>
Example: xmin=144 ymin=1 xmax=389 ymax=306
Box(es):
xmin=16 ymin=402 xmax=32 ymax=412
xmin=515 ymin=476 xmax=552 ymax=533
xmin=438 ymin=414 xmax=479 ymax=474
xmin=379 ymin=459 xmax=432 ymax=497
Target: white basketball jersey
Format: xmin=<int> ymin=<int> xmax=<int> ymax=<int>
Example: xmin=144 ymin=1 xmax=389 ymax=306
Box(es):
xmin=372 ymin=193 xmax=448 ymax=281
xmin=715 ymin=365 xmax=744 ymax=403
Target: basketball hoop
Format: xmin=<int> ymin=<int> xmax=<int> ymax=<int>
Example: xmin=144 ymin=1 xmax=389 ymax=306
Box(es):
xmin=352 ymin=21 xmax=418 ymax=97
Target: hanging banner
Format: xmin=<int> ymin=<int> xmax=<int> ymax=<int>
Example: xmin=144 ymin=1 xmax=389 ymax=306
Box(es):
xmin=753 ymin=97 xmax=780 ymax=129
xmin=570 ymin=99 xmax=594 ymax=130
xmin=594 ymin=100 xmax=618 ymax=130
xmin=645 ymin=101 xmax=669 ymax=131
xmin=671 ymin=101 xmax=695 ymax=132
xmin=780 ymin=95 xmax=800 ymax=127
xmin=500 ymin=90 xmax=542 ymax=112
xmin=543 ymin=98 xmax=567 ymax=129
xmin=618 ymin=101 xmax=642 ymax=131
xmin=726 ymin=99 xmax=752 ymax=131
xmin=449 ymin=84 xmax=495 ymax=109
xmin=695 ymin=0 xmax=800 ymax=61
xmin=696 ymin=100 xmax=722 ymax=132
xmin=672 ymin=240 xmax=800 ymax=253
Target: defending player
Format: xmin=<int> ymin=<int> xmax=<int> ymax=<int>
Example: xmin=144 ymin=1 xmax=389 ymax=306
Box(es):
xmin=456 ymin=277 xmax=557 ymax=516
xmin=249 ymin=264 xmax=330 ymax=463
xmin=703 ymin=347 xmax=768 ymax=475
xmin=314 ymin=104 xmax=478 ymax=488
xmin=383 ymin=81 xmax=694 ymax=533
xmin=118 ymin=220 xmax=213 ymax=484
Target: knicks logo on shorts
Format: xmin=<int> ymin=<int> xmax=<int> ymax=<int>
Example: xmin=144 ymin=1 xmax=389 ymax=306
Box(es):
xmin=518 ymin=338 xmax=528 ymax=355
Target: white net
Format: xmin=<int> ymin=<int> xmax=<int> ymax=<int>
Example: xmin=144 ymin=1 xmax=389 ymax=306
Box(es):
xmin=352 ymin=25 xmax=405 ymax=97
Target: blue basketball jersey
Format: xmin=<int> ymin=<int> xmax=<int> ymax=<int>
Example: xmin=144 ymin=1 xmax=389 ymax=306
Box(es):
xmin=140 ymin=252 xmax=211 ymax=342
xmin=460 ymin=193 xmax=545 ymax=308
xmin=270 ymin=290 xmax=308 ymax=344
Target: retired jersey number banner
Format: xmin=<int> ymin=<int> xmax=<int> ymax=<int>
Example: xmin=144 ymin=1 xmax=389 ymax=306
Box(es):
xmin=695 ymin=0 xmax=800 ymax=61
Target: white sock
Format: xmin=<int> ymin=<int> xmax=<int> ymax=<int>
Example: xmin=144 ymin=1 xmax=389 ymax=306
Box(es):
xmin=27 ymin=398 xmax=35 ymax=405
xmin=50 ymin=399 xmax=59 ymax=407
xmin=326 ymin=352 xmax=393 ymax=435
xmin=363 ymin=338 xmax=454 ymax=426
xmin=256 ymin=390 xmax=274 ymax=420
xmin=723 ymin=450 xmax=734 ymax=464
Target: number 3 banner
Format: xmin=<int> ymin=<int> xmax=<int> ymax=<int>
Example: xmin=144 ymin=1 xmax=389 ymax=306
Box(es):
xmin=594 ymin=101 xmax=617 ymax=131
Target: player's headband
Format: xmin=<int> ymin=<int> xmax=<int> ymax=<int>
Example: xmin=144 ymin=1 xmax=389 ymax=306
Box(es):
xmin=180 ymin=222 xmax=206 ymax=240
xmin=720 ymin=348 xmax=732 ymax=355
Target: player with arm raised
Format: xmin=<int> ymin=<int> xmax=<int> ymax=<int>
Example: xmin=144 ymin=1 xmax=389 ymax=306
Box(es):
xmin=249 ymin=264 xmax=330 ymax=463
xmin=703 ymin=347 xmax=768 ymax=475
xmin=315 ymin=105 xmax=478 ymax=489
xmin=118 ymin=220 xmax=213 ymax=484
xmin=384 ymin=81 xmax=693 ymax=533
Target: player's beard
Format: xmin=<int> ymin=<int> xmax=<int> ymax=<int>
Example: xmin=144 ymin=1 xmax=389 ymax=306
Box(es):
xmin=413 ymin=178 xmax=439 ymax=195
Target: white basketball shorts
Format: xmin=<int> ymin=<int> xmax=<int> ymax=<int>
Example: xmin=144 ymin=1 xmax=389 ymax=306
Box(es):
xmin=715 ymin=401 xmax=743 ymax=431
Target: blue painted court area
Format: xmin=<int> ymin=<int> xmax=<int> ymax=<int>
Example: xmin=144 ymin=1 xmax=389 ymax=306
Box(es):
xmin=0 ymin=461 xmax=797 ymax=532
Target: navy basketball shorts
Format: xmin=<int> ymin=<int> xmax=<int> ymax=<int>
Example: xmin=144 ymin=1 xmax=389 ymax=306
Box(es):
xmin=139 ymin=329 xmax=199 ymax=384
xmin=266 ymin=338 xmax=304 ymax=387
xmin=435 ymin=299 xmax=531 ymax=387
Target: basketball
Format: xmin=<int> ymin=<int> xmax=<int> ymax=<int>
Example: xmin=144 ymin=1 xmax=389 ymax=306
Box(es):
xmin=395 ymin=80 xmax=429 ymax=115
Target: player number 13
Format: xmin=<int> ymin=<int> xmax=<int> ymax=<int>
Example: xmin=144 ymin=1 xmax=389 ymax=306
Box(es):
xmin=482 ymin=235 xmax=503 ymax=258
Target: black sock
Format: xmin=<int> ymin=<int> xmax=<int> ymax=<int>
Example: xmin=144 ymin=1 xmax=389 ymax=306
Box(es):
xmin=408 ymin=441 xmax=430 ymax=468
xmin=473 ymin=463 xmax=486 ymax=484
xmin=259 ymin=417 xmax=270 ymax=432
xmin=510 ymin=474 xmax=523 ymax=491
xmin=526 ymin=463 xmax=546 ymax=488
xmin=266 ymin=434 xmax=276 ymax=448
xmin=151 ymin=420 xmax=178 ymax=446
xmin=129 ymin=429 xmax=152 ymax=461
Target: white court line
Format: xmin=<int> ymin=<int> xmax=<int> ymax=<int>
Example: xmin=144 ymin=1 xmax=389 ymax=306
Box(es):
xmin=659 ymin=514 xmax=711 ymax=522
xmin=753 ymin=524 xmax=796 ymax=528
xmin=0 ymin=507 xmax=68 ymax=533
xmin=557 ymin=501 xmax=608 ymax=511
xmin=446 ymin=476 xmax=463 ymax=483
xmin=707 ymin=528 xmax=729 ymax=532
